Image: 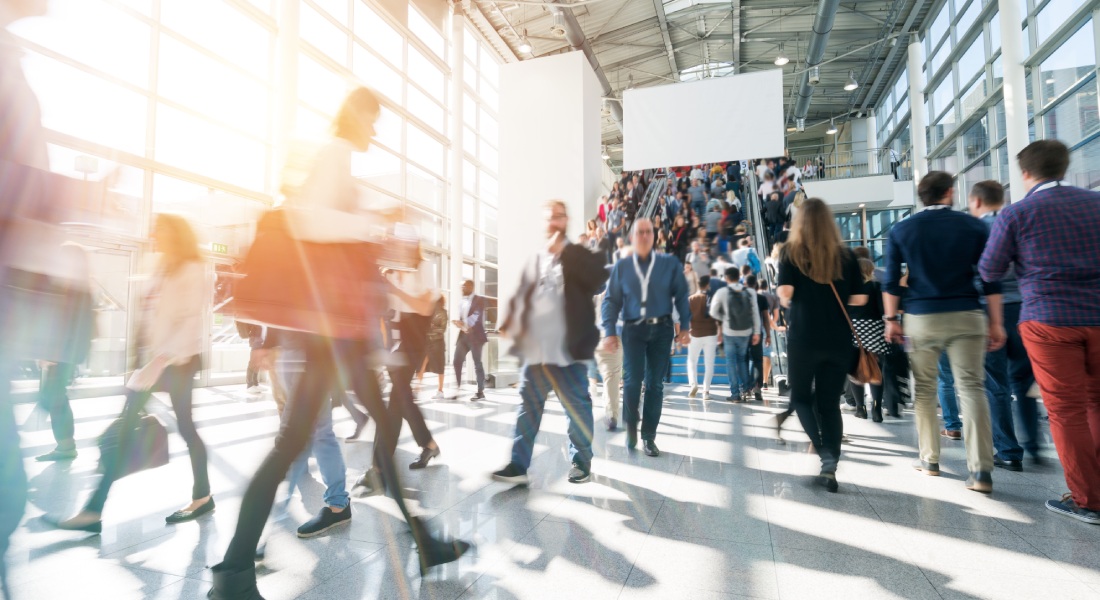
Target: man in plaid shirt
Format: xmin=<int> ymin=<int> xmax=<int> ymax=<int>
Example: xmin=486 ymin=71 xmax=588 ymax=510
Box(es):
xmin=980 ymin=139 xmax=1100 ymax=525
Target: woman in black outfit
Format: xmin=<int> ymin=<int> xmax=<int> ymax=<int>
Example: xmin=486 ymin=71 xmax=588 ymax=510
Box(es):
xmin=846 ymin=258 xmax=889 ymax=422
xmin=776 ymin=198 xmax=868 ymax=492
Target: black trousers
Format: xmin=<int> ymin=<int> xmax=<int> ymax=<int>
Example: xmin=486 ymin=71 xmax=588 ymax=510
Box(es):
xmin=787 ymin=343 xmax=849 ymax=473
xmin=86 ymin=357 xmax=206 ymax=513
xmin=221 ymin=336 xmax=426 ymax=570
xmin=453 ymin=332 xmax=485 ymax=393
xmin=747 ymin=341 xmax=764 ymax=390
xmin=374 ymin=313 xmax=434 ymax=465
xmin=37 ymin=362 xmax=77 ymax=445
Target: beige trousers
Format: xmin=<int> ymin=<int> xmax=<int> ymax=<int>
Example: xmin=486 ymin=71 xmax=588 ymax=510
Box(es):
xmin=595 ymin=343 xmax=624 ymax=420
xmin=905 ymin=311 xmax=994 ymax=474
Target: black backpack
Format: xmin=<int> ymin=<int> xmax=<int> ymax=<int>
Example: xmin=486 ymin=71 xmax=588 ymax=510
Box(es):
xmin=725 ymin=287 xmax=754 ymax=331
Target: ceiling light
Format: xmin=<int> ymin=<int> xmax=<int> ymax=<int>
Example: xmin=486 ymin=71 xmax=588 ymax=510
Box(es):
xmin=844 ymin=70 xmax=859 ymax=91
xmin=774 ymin=44 xmax=789 ymax=66
xmin=601 ymin=145 xmax=610 ymax=160
xmin=1045 ymin=76 xmax=1055 ymax=84
xmin=517 ymin=29 xmax=532 ymax=54
xmin=859 ymin=203 xmax=866 ymax=208
xmin=826 ymin=119 xmax=838 ymax=135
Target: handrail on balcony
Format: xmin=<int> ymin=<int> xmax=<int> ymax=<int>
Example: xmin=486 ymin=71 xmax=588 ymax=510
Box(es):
xmin=787 ymin=147 xmax=912 ymax=182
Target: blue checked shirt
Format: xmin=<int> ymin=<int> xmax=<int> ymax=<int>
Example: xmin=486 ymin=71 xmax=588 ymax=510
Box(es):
xmin=979 ymin=180 xmax=1100 ymax=327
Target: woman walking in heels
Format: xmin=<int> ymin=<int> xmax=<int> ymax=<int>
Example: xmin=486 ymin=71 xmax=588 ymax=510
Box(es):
xmin=54 ymin=214 xmax=213 ymax=531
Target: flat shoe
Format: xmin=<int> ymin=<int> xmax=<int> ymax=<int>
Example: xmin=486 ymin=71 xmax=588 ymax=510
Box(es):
xmin=47 ymin=515 xmax=102 ymax=534
xmin=166 ymin=498 xmax=216 ymax=524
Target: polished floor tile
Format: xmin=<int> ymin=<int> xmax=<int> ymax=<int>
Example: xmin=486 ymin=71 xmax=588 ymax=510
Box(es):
xmin=6 ymin=383 xmax=1097 ymax=599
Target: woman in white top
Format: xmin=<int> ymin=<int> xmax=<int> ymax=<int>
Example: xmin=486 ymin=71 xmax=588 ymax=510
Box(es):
xmin=208 ymin=89 xmax=468 ymax=599
xmin=55 ymin=214 xmax=212 ymax=531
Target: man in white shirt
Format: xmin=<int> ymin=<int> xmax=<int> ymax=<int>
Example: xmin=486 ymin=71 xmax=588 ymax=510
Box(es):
xmin=687 ymin=241 xmax=710 ymax=278
xmin=709 ymin=267 xmax=761 ymax=402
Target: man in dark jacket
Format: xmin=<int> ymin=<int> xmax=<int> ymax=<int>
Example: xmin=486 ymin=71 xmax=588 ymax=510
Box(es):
xmin=493 ymin=200 xmax=609 ymax=485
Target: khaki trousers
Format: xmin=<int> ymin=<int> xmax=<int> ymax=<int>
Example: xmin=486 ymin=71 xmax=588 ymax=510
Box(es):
xmin=595 ymin=343 xmax=623 ymax=420
xmin=905 ymin=311 xmax=994 ymax=474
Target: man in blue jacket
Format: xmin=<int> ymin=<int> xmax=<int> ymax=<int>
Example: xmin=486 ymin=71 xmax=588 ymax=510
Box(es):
xmin=453 ymin=279 xmax=487 ymax=400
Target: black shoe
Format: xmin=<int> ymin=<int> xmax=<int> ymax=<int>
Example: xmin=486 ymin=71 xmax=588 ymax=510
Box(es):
xmin=965 ymin=471 xmax=993 ymax=494
xmin=351 ymin=467 xmax=382 ymax=497
xmin=297 ymin=506 xmax=351 ymax=538
xmin=208 ymin=563 xmax=265 ymax=600
xmin=816 ymin=472 xmax=839 ymax=493
xmin=626 ymin=426 xmax=638 ymax=449
xmin=643 ymin=440 xmax=660 ymax=457
xmin=854 ymin=405 xmax=867 ymax=419
xmin=754 ymin=389 xmax=764 ymax=403
xmin=474 ymin=391 xmax=486 ymax=400
xmin=994 ymin=456 xmax=1023 ymax=472
xmin=871 ymin=407 xmax=883 ymax=423
xmin=491 ymin=463 xmax=529 ymax=485
xmin=409 ymin=445 xmax=441 ymax=470
xmin=606 ymin=417 xmax=618 ymax=431
xmin=1030 ymin=453 xmax=1046 ymax=466
xmin=415 ymin=534 xmax=472 ymax=576
xmin=47 ymin=515 xmax=102 ymax=534
xmin=344 ymin=420 xmax=367 ymax=442
xmin=166 ymin=498 xmax=215 ymax=524
xmin=567 ymin=464 xmax=591 ymax=483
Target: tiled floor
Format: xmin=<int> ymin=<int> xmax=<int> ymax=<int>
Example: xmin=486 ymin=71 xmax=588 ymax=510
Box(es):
xmin=7 ymin=382 xmax=1100 ymax=600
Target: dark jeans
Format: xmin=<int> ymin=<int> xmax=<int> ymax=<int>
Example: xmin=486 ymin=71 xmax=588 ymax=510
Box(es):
xmin=221 ymin=336 xmax=426 ymax=571
xmin=787 ymin=343 xmax=849 ymax=473
xmin=453 ymin=332 xmax=485 ymax=393
xmin=748 ymin=340 xmax=764 ymax=390
xmin=1003 ymin=302 xmax=1040 ymax=456
xmin=38 ymin=362 xmax=77 ymax=445
xmin=882 ymin=346 xmax=909 ymax=415
xmin=622 ymin=319 xmax=675 ymax=440
xmin=511 ymin=363 xmax=594 ymax=470
xmin=375 ymin=313 xmax=434 ymax=463
xmin=86 ymin=357 xmax=206 ymax=513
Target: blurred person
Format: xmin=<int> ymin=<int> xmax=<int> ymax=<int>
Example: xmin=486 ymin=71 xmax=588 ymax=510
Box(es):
xmin=208 ymin=89 xmax=469 ymax=598
xmin=710 ymin=267 xmax=761 ymax=403
xmin=596 ymin=195 xmax=610 ymax=225
xmin=688 ymin=178 xmax=707 ymax=217
xmin=687 ymin=241 xmax=710 ymax=279
xmin=980 ymin=140 xmax=1100 ymax=523
xmin=593 ymin=289 xmax=624 ymax=431
xmin=704 ymin=204 xmax=721 ymax=243
xmin=53 ymin=214 xmax=213 ymax=531
xmin=492 ymin=201 xmax=608 ymax=485
xmin=777 ymin=198 xmax=869 ymax=492
xmin=884 ymin=171 xmax=1003 ymax=493
xmin=686 ymin=275 xmax=720 ymax=400
xmin=758 ymin=279 xmax=780 ymax=389
xmin=669 ymin=214 xmax=690 ymax=263
xmin=607 ymin=198 xmax=626 ymax=247
xmin=602 ymin=219 xmax=691 ymax=457
xmin=732 ymin=237 xmax=761 ymax=276
xmin=745 ymin=274 xmax=770 ymax=403
xmin=845 ymin=258 xmax=889 ymax=422
xmin=33 ymin=243 xmax=95 ymax=462
xmin=452 ymin=279 xmax=487 ymax=400
xmin=418 ymin=295 xmax=448 ymax=401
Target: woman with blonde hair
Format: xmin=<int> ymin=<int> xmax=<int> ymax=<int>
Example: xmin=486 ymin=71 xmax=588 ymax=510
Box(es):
xmin=55 ymin=213 xmax=213 ymax=530
xmin=776 ymin=198 xmax=868 ymax=492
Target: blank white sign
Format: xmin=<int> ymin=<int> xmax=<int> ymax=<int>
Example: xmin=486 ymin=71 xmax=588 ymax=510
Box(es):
xmin=622 ymin=69 xmax=786 ymax=171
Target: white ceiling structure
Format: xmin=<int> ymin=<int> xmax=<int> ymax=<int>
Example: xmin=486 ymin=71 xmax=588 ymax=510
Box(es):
xmin=468 ymin=0 xmax=936 ymax=166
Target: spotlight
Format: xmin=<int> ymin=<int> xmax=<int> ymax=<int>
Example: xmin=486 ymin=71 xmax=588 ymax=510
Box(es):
xmin=774 ymin=44 xmax=789 ymax=66
xmin=517 ymin=30 xmax=532 ymax=54
xmin=601 ymin=145 xmax=610 ymax=160
xmin=844 ymin=70 xmax=859 ymax=91
xmin=826 ymin=119 xmax=838 ymax=135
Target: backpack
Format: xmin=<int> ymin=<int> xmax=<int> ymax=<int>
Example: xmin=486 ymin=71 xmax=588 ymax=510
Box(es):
xmin=746 ymin=249 xmax=762 ymax=275
xmin=725 ymin=287 xmax=754 ymax=331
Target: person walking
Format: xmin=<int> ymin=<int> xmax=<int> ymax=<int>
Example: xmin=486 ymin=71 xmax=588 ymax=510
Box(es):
xmin=980 ymin=140 xmax=1100 ymax=523
xmin=686 ymin=275 xmax=720 ymax=400
xmin=710 ymin=268 xmax=761 ymax=403
xmin=884 ymin=171 xmax=1004 ymax=494
xmin=453 ymin=279 xmax=487 ymax=400
xmin=593 ymin=289 xmax=624 ymax=431
xmin=845 ymin=258 xmax=890 ymax=422
xmin=419 ymin=296 xmax=448 ymax=401
xmin=602 ymin=219 xmax=692 ymax=457
xmin=776 ymin=198 xmax=869 ymax=492
xmin=492 ymin=200 xmax=608 ymax=485
xmin=54 ymin=214 xmax=214 ymax=531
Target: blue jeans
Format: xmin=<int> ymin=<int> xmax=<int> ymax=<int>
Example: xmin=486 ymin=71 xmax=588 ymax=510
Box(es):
xmin=984 ymin=341 xmax=1025 ymax=462
xmin=511 ymin=363 xmax=594 ymax=470
xmin=1002 ymin=302 xmax=1040 ymax=456
xmin=284 ymin=401 xmax=349 ymax=510
xmin=937 ymin=353 xmax=963 ymax=431
xmin=622 ymin=320 xmax=675 ymax=440
xmin=724 ymin=335 xmax=751 ymax=395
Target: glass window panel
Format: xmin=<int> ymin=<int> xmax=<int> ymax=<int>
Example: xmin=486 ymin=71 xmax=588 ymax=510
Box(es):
xmin=930 ymin=76 xmax=954 ymax=119
xmin=300 ymin=2 xmax=347 ymax=64
xmin=298 ymin=53 xmax=347 ymax=114
xmin=351 ymin=144 xmax=402 ymax=195
xmin=311 ymin=0 xmax=349 ymax=23
xmin=354 ymin=2 xmax=402 ymax=65
xmin=463 ymin=126 xmax=477 ymax=156
xmin=463 ymin=194 xmax=476 ymax=226
xmin=463 ymin=94 xmax=477 ymax=127
xmin=1026 ymin=70 xmax=1035 ymax=119
xmin=480 ymin=172 xmax=498 ymax=205
xmin=156 ymin=104 xmax=268 ymax=190
xmin=956 ymin=0 xmax=979 ymax=36
xmin=481 ymin=204 xmax=498 ymax=235
xmin=867 ymin=208 xmax=912 ymax=239
xmin=1021 ymin=0 xmax=1029 ymax=18
xmin=295 ymin=105 xmax=331 ymax=138
xmin=989 ymin=11 xmax=1002 ymax=52
xmin=463 ymin=59 xmax=478 ymax=89
xmin=353 ymin=44 xmax=402 ymax=103
xmin=158 ymin=34 xmax=269 ymax=137
xmin=406 ymin=205 xmax=444 ymax=247
xmin=463 ymin=227 xmax=475 ymax=257
xmin=479 ymin=139 xmax=498 ymax=172
xmin=11 ymin=0 xmax=150 ymax=86
xmin=963 ymin=117 xmax=990 ymax=162
xmin=479 ymin=108 xmax=498 ymax=146
xmin=407 ymin=125 xmax=444 ymax=173
xmin=833 ymin=214 xmax=863 ymax=242
xmin=992 ymin=55 xmax=1003 ymax=88
xmin=484 ymin=236 xmax=498 ymax=263
xmin=995 ymin=143 xmax=1010 ymax=182
xmin=960 ymin=73 xmax=988 ymax=118
xmin=406 ymin=165 xmax=445 ymax=211
xmin=22 ymin=51 xmax=147 ymax=155
xmin=957 ymin=36 xmax=984 ymax=84
xmin=482 ymin=266 xmax=498 ymax=299
xmin=1023 ymin=24 xmax=1031 ymax=57
xmin=161 ymin=0 xmax=271 ymax=78
xmin=931 ymin=39 xmax=950 ymax=75
xmin=462 ymin=262 xmax=474 ymax=282
xmin=930 ymin=4 xmax=951 ymax=48
xmin=408 ymin=46 xmax=445 ymax=101
xmin=1043 ymin=82 xmax=1100 ymax=147
xmin=47 ymin=144 xmax=144 ymax=234
xmin=1036 ymin=0 xmax=1085 ymax=46
xmin=1066 ymin=133 xmax=1100 ymax=189
xmin=463 ymin=28 xmax=478 ymax=55
xmin=894 ymin=69 xmax=908 ymax=103
xmin=481 ymin=78 xmax=499 ymax=110
xmin=408 ymin=7 xmax=445 ymax=59
xmin=995 ymin=99 xmax=1007 ymax=141
xmin=407 ymin=86 xmax=445 ymax=134
xmin=480 ymin=45 xmax=500 ymax=88
xmin=1039 ymin=22 xmax=1095 ymax=105
xmin=463 ymin=160 xmax=477 ymax=192
xmin=374 ymin=106 xmax=402 ymax=152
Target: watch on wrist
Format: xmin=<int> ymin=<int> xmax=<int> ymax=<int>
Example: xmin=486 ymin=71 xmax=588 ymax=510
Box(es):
xmin=883 ymin=315 xmax=902 ymax=323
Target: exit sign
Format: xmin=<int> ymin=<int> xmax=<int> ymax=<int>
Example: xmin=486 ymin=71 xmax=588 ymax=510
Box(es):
xmin=211 ymin=243 xmax=229 ymax=254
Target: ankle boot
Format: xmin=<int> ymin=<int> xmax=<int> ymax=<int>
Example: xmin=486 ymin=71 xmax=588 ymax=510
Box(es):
xmin=409 ymin=516 xmax=472 ymax=576
xmin=208 ymin=563 xmax=265 ymax=600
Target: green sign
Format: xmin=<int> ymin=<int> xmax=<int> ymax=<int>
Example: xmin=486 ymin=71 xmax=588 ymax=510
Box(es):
xmin=211 ymin=243 xmax=229 ymax=254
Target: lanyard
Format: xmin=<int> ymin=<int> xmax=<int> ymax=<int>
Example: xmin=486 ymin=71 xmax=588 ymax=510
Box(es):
xmin=924 ymin=204 xmax=951 ymax=211
xmin=632 ymin=253 xmax=656 ymax=318
xmin=1027 ymin=180 xmax=1065 ymax=197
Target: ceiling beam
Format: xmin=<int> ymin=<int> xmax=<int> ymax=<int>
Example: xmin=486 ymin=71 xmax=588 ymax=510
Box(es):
xmin=590 ymin=17 xmax=659 ymax=45
xmin=650 ymin=0 xmax=680 ymax=79
xmin=732 ymin=0 xmax=741 ymax=71
xmin=841 ymin=4 xmax=890 ymax=26
xmin=600 ymin=47 xmax=668 ymax=71
xmin=860 ymin=0 xmax=929 ymax=111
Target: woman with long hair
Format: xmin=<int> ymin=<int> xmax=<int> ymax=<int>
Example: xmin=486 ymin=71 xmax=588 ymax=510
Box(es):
xmin=776 ymin=198 xmax=867 ymax=493
xmin=208 ymin=88 xmax=468 ymax=599
xmin=54 ymin=214 xmax=212 ymax=530
xmin=847 ymin=257 xmax=890 ymax=422
xmin=418 ymin=295 xmax=448 ymax=400
xmin=669 ymin=214 xmax=690 ymax=262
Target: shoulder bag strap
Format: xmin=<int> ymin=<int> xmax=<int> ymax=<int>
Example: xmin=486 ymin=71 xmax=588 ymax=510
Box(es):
xmin=830 ymin=282 xmax=869 ymax=351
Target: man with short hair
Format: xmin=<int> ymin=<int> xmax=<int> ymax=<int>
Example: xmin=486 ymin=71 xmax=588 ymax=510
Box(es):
xmin=607 ymin=198 xmax=626 ymax=247
xmin=731 ymin=237 xmax=760 ymax=276
xmin=687 ymin=275 xmax=720 ymax=400
xmin=980 ymin=139 xmax=1100 ymax=523
xmin=710 ymin=267 xmax=761 ymax=402
xmin=453 ymin=279 xmax=487 ymax=400
xmin=885 ymin=171 xmax=1005 ymax=494
xmin=688 ymin=179 xmax=707 ymax=217
xmin=602 ymin=219 xmax=692 ymax=457
xmin=493 ymin=201 xmax=608 ymax=485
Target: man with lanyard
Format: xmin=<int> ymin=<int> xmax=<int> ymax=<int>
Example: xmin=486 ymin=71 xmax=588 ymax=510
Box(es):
xmin=602 ymin=219 xmax=692 ymax=457
xmin=980 ymin=140 xmax=1100 ymax=524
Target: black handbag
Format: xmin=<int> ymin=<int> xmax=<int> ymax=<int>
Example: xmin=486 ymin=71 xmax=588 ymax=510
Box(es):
xmin=96 ymin=414 xmax=169 ymax=479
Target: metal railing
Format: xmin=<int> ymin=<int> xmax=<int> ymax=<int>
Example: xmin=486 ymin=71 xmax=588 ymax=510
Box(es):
xmin=636 ymin=173 xmax=668 ymax=222
xmin=786 ymin=147 xmax=912 ymax=181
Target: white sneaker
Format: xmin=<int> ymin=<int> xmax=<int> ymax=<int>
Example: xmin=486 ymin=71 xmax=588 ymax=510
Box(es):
xmin=703 ymin=392 xmax=712 ymax=400
xmin=689 ymin=385 xmax=698 ymax=398
xmin=432 ymin=391 xmax=444 ymax=400
xmin=246 ymin=386 xmax=263 ymax=395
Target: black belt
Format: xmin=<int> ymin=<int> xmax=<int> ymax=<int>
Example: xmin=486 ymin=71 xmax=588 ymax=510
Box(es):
xmin=627 ymin=315 xmax=672 ymax=326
